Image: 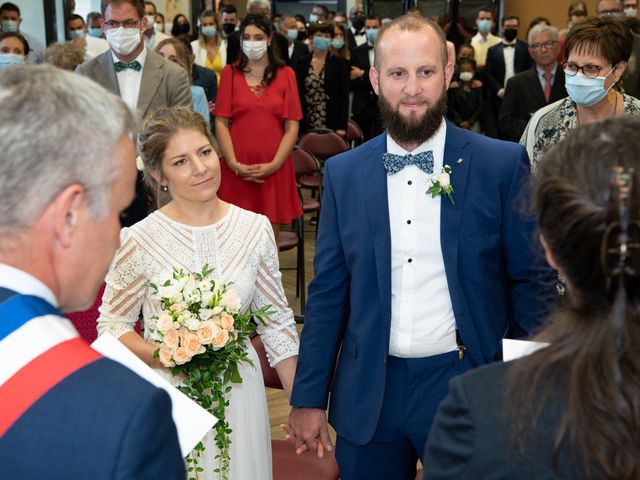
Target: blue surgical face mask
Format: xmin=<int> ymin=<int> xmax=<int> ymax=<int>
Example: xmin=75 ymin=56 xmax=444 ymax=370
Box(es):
xmin=313 ymin=36 xmax=330 ymax=52
xmin=69 ymin=28 xmax=85 ymax=39
xmin=88 ymin=27 xmax=103 ymax=37
xmin=286 ymin=28 xmax=298 ymax=41
xmin=331 ymin=38 xmax=344 ymax=50
xmin=366 ymin=28 xmax=378 ymax=44
xmin=201 ymin=25 xmax=216 ymax=37
xmin=0 ymin=53 xmax=25 ymax=68
xmin=565 ymin=68 xmax=616 ymax=106
xmin=477 ymin=19 xmax=492 ymax=33
xmin=309 ymin=13 xmax=318 ymax=23
xmin=1 ymin=20 xmax=18 ymax=32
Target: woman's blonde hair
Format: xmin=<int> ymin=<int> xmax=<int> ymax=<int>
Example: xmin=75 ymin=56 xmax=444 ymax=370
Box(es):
xmin=137 ymin=107 xmax=217 ymax=207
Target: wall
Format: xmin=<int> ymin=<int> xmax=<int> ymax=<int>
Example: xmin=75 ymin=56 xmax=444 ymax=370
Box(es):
xmin=11 ymin=0 xmax=46 ymax=45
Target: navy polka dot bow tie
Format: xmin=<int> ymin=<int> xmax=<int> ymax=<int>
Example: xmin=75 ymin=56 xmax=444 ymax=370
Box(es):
xmin=114 ymin=60 xmax=142 ymax=72
xmin=382 ymin=151 xmax=434 ymax=175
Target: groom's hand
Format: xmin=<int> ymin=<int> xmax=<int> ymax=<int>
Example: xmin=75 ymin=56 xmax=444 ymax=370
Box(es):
xmin=286 ymin=407 xmax=333 ymax=458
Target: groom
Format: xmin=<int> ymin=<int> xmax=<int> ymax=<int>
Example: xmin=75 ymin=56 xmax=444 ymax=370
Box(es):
xmin=0 ymin=66 xmax=185 ymax=479
xmin=287 ymin=15 xmax=556 ymax=480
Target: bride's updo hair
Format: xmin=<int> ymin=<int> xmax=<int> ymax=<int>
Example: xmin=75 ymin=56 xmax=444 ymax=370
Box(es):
xmin=137 ymin=106 xmax=217 ymax=206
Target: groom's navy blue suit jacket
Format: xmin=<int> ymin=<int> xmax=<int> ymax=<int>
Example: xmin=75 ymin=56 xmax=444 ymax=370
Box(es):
xmin=290 ymin=124 xmax=556 ymax=445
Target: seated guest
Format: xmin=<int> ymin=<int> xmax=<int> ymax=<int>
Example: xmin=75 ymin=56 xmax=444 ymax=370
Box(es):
xmin=0 ymin=30 xmax=28 ymax=66
xmin=44 ymin=41 xmax=86 ymax=71
xmin=294 ymin=21 xmax=349 ymax=135
xmin=0 ymin=64 xmax=184 ymax=480
xmin=156 ymin=38 xmax=209 ymax=123
xmin=498 ymin=23 xmax=567 ymax=142
xmin=191 ymin=9 xmax=225 ymax=82
xmin=447 ymin=58 xmax=484 ymax=132
xmin=425 ymin=114 xmax=640 ymax=480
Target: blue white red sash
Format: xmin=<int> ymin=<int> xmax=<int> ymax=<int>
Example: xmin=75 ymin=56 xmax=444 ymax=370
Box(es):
xmin=0 ymin=295 xmax=102 ymax=436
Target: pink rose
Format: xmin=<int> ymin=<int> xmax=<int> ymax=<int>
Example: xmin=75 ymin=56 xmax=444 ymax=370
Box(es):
xmin=156 ymin=312 xmax=173 ymax=333
xmin=163 ymin=328 xmax=179 ymax=350
xmin=184 ymin=332 xmax=204 ymax=358
xmin=196 ymin=320 xmax=218 ymax=345
xmin=158 ymin=347 xmax=176 ymax=367
xmin=212 ymin=328 xmax=230 ymax=349
xmin=173 ymin=346 xmax=191 ymax=365
xmin=177 ymin=327 xmax=189 ymax=343
xmin=219 ymin=313 xmax=234 ymax=330
xmin=171 ymin=303 xmax=186 ymax=313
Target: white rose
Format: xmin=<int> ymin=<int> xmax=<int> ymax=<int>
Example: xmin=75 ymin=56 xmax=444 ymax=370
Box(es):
xmin=158 ymin=283 xmax=179 ymax=300
xmin=220 ymin=290 xmax=242 ymax=313
xmin=439 ymin=171 xmax=450 ymax=187
xmin=212 ymin=305 xmax=224 ymax=315
xmin=201 ymin=290 xmax=214 ymax=306
xmin=185 ymin=316 xmax=201 ymax=331
xmin=156 ymin=312 xmax=174 ymax=333
xmin=199 ymin=308 xmax=214 ymax=321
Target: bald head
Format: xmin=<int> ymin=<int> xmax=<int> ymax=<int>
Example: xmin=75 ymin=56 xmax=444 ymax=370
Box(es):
xmin=374 ymin=15 xmax=448 ymax=70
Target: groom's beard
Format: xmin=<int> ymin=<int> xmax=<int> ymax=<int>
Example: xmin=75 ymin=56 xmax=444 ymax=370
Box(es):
xmin=378 ymin=85 xmax=448 ymax=146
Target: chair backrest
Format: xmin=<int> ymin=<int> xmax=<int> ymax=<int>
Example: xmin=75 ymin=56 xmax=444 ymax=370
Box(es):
xmin=291 ymin=146 xmax=320 ymax=177
xmin=298 ymin=129 xmax=349 ymax=162
xmin=252 ymin=335 xmax=283 ymax=390
xmin=345 ymin=120 xmax=364 ymax=148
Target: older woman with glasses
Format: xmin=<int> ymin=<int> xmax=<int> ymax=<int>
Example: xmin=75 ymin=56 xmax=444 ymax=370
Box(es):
xmin=521 ymin=16 xmax=640 ymax=170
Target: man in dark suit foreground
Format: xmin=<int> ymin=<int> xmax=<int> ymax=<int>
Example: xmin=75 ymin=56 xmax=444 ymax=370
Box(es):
xmin=499 ymin=23 xmax=567 ymax=142
xmin=0 ymin=65 xmax=185 ymax=480
xmin=286 ymin=14 xmax=555 ymax=480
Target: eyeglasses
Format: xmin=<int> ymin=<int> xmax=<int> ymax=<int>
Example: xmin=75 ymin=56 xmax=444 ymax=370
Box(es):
xmin=104 ymin=19 xmax=141 ymax=29
xmin=562 ymin=62 xmax=606 ymax=78
xmin=529 ymin=40 xmax=557 ymax=50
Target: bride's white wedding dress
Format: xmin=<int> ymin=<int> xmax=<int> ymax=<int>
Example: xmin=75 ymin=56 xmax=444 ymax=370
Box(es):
xmin=97 ymin=205 xmax=299 ymax=479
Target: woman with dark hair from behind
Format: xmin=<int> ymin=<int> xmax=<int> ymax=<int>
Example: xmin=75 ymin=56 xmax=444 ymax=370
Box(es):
xmin=424 ymin=115 xmax=640 ymax=479
xmin=214 ymin=13 xmax=302 ymax=243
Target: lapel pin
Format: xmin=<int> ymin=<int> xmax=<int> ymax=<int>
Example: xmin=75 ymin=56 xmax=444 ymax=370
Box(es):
xmin=457 ymin=158 xmax=463 ymax=164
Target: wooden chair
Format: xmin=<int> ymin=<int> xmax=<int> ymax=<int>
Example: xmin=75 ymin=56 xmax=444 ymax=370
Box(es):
xmin=297 ymin=129 xmax=349 ymax=164
xmin=345 ymin=120 xmax=364 ymax=149
xmin=291 ymin=146 xmax=322 ymax=236
xmin=251 ymin=336 xmax=340 ymax=480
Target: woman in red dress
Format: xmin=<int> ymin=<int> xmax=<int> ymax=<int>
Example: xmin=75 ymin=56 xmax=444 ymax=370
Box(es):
xmin=214 ymin=13 xmax=302 ymax=241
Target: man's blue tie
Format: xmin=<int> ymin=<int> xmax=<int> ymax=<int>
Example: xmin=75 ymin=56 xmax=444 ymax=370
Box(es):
xmin=382 ymin=151 xmax=434 ymax=176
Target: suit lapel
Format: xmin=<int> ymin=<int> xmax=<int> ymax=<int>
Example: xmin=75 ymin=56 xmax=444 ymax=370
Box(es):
xmin=137 ymin=51 xmax=165 ymax=119
xmin=440 ymin=123 xmax=471 ymax=315
xmin=525 ymin=67 xmax=546 ymax=105
xmin=363 ymin=135 xmax=392 ymax=323
xmin=550 ymin=66 xmax=566 ymax=102
xmin=95 ymin=53 xmax=120 ymax=95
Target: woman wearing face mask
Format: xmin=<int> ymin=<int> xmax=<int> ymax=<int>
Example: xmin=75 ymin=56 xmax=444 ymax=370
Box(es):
xmin=214 ymin=14 xmax=302 ymax=243
xmin=522 ymin=16 xmax=640 ymax=171
xmin=154 ymin=12 xmax=165 ymax=33
xmin=0 ymin=31 xmax=28 ymax=68
xmin=331 ymin=23 xmax=350 ymax=60
xmin=293 ymin=22 xmax=349 ymax=135
xmin=171 ymin=13 xmax=191 ymax=42
xmin=191 ymin=9 xmax=225 ymax=82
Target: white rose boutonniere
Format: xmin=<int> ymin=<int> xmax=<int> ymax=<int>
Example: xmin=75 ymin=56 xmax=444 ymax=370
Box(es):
xmin=426 ymin=164 xmax=455 ymax=205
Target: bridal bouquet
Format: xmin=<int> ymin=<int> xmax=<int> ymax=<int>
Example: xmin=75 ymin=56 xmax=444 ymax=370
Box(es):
xmin=150 ymin=264 xmax=270 ymax=480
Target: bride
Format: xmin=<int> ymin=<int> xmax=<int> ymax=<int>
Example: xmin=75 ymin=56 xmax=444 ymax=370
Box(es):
xmin=97 ymin=107 xmax=299 ymax=479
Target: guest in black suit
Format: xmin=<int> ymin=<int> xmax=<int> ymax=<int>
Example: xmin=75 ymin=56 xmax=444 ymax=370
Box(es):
xmin=294 ymin=22 xmax=349 ymax=135
xmin=346 ymin=7 xmax=366 ymax=52
xmin=280 ymin=15 xmax=308 ymax=68
xmin=484 ymin=15 xmax=533 ymax=137
xmin=226 ymin=1 xmax=289 ymax=64
xmin=499 ymin=24 xmax=567 ymax=142
xmin=350 ymin=15 xmax=382 ymax=140
xmin=425 ymin=115 xmax=640 ymax=480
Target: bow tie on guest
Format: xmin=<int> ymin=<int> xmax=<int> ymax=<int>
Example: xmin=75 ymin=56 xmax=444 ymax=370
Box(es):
xmin=502 ymin=43 xmax=515 ymax=48
xmin=114 ymin=60 xmax=142 ymax=72
xmin=354 ymin=31 xmax=366 ymax=36
xmin=382 ymin=151 xmax=434 ymax=175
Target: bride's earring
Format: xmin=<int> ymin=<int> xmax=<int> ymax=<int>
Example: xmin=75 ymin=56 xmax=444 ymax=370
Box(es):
xmin=161 ymin=184 xmax=169 ymax=192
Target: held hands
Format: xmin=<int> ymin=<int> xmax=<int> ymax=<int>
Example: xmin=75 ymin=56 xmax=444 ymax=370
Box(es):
xmin=350 ymin=66 xmax=365 ymax=81
xmin=282 ymin=407 xmax=333 ymax=458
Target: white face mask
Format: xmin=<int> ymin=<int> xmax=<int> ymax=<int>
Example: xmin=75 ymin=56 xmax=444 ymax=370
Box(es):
xmin=145 ymin=15 xmax=155 ymax=29
xmin=459 ymin=71 xmax=474 ymax=82
xmin=154 ymin=22 xmax=164 ymax=32
xmin=105 ymin=26 xmax=142 ymax=56
xmin=625 ymin=6 xmax=638 ymax=16
xmin=242 ymin=40 xmax=268 ymax=60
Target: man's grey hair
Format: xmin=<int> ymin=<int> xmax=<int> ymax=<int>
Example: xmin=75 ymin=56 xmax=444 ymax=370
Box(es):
xmin=247 ymin=0 xmax=270 ymax=14
xmin=0 ymin=65 xmax=135 ymax=236
xmin=528 ymin=23 xmax=559 ymax=45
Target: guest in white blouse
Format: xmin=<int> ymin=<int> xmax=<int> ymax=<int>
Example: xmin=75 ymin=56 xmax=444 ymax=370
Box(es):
xmin=97 ymin=106 xmax=298 ymax=480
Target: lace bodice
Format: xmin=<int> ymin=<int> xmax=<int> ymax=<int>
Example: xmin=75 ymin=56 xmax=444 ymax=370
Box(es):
xmin=97 ymin=205 xmax=299 ymax=366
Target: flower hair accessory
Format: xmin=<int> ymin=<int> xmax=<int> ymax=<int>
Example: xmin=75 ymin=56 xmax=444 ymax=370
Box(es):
xmin=135 ymin=155 xmax=145 ymax=172
xmin=427 ymin=164 xmax=455 ymax=205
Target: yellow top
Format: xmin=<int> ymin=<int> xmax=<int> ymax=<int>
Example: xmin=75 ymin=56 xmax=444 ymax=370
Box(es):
xmin=205 ymin=51 xmax=223 ymax=83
